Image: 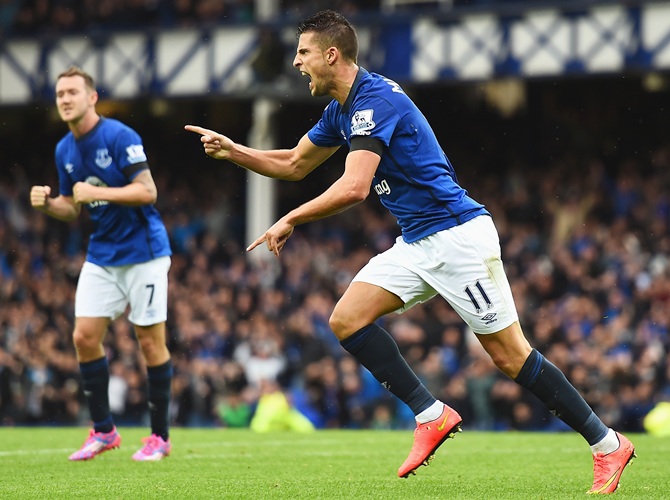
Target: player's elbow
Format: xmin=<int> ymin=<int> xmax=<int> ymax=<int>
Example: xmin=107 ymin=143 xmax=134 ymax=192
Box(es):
xmin=281 ymin=159 xmax=310 ymax=181
xmin=281 ymin=169 xmax=305 ymax=181
xmin=143 ymin=185 xmax=158 ymax=205
xmin=347 ymin=184 xmax=370 ymax=204
xmin=137 ymin=191 xmax=157 ymax=205
xmin=59 ymin=212 xmax=80 ymax=223
xmin=352 ymin=189 xmax=369 ymax=204
xmin=280 ymin=150 xmax=319 ymax=181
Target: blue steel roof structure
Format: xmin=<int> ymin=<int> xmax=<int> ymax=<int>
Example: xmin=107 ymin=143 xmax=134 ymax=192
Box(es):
xmin=1 ymin=1 xmax=669 ymax=104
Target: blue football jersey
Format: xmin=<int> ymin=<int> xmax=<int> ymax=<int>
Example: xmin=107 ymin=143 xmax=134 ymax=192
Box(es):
xmin=308 ymin=68 xmax=489 ymax=243
xmin=55 ymin=117 xmax=171 ymax=266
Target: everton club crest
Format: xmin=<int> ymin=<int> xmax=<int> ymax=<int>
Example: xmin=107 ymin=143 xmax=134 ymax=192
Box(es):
xmin=95 ymin=148 xmax=112 ymax=169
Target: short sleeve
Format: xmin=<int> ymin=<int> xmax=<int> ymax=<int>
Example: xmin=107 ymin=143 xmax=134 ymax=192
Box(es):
xmin=349 ymin=95 xmax=400 ymax=147
xmin=307 ymin=101 xmax=347 ymax=148
xmin=112 ymin=126 xmax=149 ymax=179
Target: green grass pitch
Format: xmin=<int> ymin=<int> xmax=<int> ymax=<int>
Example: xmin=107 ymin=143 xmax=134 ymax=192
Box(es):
xmin=0 ymin=428 xmax=666 ymax=499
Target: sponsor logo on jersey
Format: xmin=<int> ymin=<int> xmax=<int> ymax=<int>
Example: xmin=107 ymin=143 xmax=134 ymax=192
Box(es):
xmin=95 ymin=149 xmax=112 ymax=169
xmin=126 ymin=144 xmax=147 ymax=164
xmin=85 ymin=176 xmax=110 ymax=208
xmin=373 ymin=179 xmax=391 ymax=196
xmin=350 ymin=109 xmax=375 ymax=136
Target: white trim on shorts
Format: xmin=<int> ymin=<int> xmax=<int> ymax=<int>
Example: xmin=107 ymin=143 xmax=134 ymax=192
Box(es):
xmin=75 ymin=255 xmax=171 ymax=326
xmin=352 ymin=215 xmax=518 ymax=334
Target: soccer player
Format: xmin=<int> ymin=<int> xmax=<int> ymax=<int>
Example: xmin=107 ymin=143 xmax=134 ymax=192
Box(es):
xmin=30 ymin=66 xmax=173 ymax=462
xmin=186 ymin=11 xmax=634 ymax=493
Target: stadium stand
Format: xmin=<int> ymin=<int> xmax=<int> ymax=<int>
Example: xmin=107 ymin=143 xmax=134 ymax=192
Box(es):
xmin=1 ymin=1 xmax=669 ymax=433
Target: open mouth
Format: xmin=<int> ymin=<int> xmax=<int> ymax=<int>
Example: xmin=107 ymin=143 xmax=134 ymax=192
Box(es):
xmin=301 ymin=71 xmax=312 ymax=89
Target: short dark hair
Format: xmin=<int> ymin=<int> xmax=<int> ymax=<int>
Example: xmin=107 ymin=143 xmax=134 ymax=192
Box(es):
xmin=297 ymin=10 xmax=358 ymax=64
xmin=57 ymin=65 xmax=96 ymax=91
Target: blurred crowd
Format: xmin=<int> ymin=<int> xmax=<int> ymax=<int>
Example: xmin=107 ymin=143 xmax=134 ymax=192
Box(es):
xmin=1 ymin=77 xmax=670 ymax=434
xmin=1 ymin=0 xmax=255 ymax=36
xmin=0 ymin=0 xmax=556 ymax=38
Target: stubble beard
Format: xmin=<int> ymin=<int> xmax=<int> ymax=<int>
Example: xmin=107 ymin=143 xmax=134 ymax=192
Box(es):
xmin=311 ymin=76 xmax=333 ymax=98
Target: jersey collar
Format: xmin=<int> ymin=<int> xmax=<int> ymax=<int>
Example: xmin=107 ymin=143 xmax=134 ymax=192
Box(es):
xmin=341 ymin=67 xmax=368 ymax=114
xmin=75 ymin=115 xmax=104 ymax=141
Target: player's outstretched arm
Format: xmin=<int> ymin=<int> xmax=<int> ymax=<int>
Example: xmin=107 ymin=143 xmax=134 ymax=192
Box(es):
xmin=30 ymin=185 xmax=80 ymax=221
xmin=247 ymin=149 xmax=381 ymax=257
xmin=185 ymin=126 xmax=339 ymax=181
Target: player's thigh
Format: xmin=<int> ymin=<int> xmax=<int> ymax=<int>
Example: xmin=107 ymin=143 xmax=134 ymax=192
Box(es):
xmin=75 ymin=261 xmax=128 ymax=320
xmin=337 ymin=242 xmax=437 ymax=337
xmin=125 ymin=256 xmax=171 ymax=326
xmin=134 ymin=322 xmax=170 ymax=365
xmin=134 ymin=322 xmax=166 ymax=345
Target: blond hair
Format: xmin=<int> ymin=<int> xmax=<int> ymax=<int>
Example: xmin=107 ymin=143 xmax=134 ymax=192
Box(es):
xmin=57 ymin=66 xmax=96 ymax=91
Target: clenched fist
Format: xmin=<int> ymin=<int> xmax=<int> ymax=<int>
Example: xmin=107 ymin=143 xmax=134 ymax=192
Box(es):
xmin=73 ymin=182 xmax=97 ymax=204
xmin=30 ymin=185 xmax=52 ymax=210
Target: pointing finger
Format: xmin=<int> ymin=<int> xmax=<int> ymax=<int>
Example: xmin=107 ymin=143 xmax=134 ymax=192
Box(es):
xmin=246 ymin=235 xmax=267 ymax=252
xmin=184 ymin=125 xmax=215 ymax=137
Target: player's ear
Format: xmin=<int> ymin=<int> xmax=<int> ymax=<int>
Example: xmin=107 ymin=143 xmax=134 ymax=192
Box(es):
xmin=326 ymin=47 xmax=338 ymax=65
xmin=89 ymin=90 xmax=99 ymax=106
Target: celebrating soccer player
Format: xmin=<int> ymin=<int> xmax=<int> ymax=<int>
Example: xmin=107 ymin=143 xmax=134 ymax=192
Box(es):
xmin=30 ymin=66 xmax=173 ymax=462
xmin=186 ymin=10 xmax=634 ymax=493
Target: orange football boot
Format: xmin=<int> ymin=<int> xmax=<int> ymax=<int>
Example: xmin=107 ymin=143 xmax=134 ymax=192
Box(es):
xmin=398 ymin=404 xmax=462 ymax=478
xmin=588 ymin=432 xmax=635 ymax=494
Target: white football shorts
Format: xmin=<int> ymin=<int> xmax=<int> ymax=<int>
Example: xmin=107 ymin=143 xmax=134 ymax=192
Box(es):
xmin=75 ymin=255 xmax=171 ymax=326
xmin=352 ymin=215 xmax=518 ymax=334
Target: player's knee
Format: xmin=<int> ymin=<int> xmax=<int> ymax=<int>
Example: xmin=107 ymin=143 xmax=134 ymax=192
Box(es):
xmin=138 ymin=335 xmax=168 ymax=364
xmin=490 ymin=351 xmax=529 ymax=379
xmin=138 ymin=335 xmax=158 ymax=356
xmin=72 ymin=328 xmax=99 ymax=351
xmin=490 ymin=354 xmax=514 ymax=378
xmin=329 ymin=309 xmax=362 ymax=340
xmin=328 ymin=312 xmax=344 ymax=339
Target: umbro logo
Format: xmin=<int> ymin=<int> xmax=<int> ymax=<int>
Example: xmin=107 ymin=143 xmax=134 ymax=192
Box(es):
xmin=482 ymin=313 xmax=498 ymax=325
